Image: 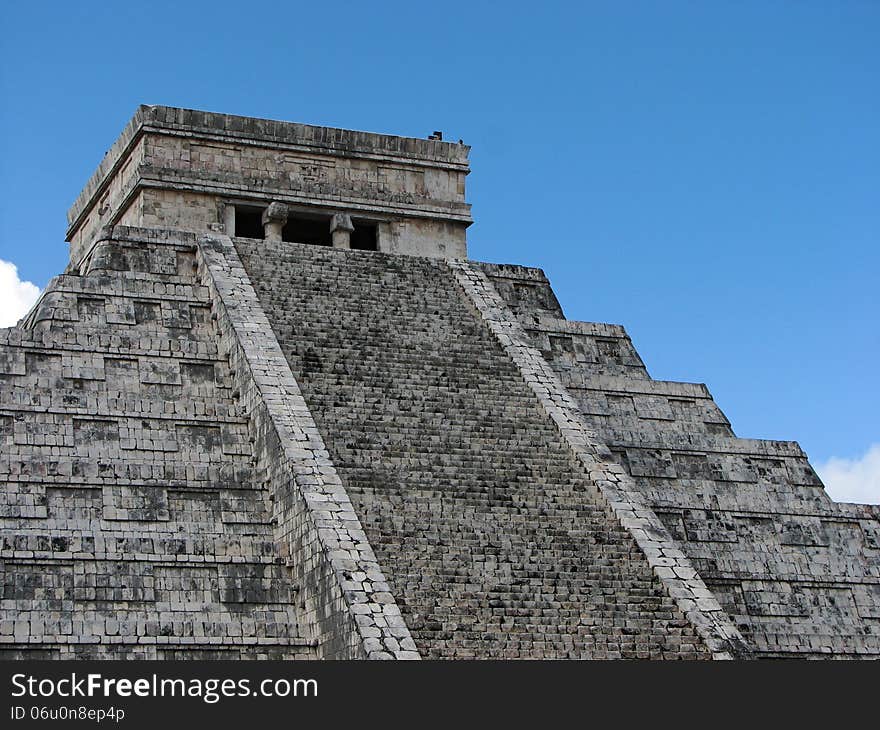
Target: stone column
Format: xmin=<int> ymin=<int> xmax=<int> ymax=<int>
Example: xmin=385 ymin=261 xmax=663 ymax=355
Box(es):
xmin=262 ymin=202 xmax=289 ymax=242
xmin=330 ymin=213 xmax=355 ymax=249
xmin=223 ymin=202 xmax=236 ymax=236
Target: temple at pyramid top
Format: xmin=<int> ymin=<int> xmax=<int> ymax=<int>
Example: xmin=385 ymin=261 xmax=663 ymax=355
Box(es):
xmin=66 ymin=105 xmax=473 ymax=266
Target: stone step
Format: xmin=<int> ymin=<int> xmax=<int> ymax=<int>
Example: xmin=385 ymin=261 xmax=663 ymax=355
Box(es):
xmin=238 ymin=239 xmax=711 ymax=659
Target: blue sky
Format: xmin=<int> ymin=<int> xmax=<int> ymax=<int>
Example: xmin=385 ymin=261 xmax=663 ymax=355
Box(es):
xmin=0 ymin=1 xmax=877 ymax=498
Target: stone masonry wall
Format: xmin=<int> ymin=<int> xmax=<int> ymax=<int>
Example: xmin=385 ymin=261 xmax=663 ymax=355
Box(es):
xmin=5 ymin=214 xmax=875 ymax=658
xmin=68 ymin=139 xmax=146 ymax=268
xmin=0 ymin=227 xmax=314 ymax=658
xmin=141 ymin=133 xmax=468 ymax=220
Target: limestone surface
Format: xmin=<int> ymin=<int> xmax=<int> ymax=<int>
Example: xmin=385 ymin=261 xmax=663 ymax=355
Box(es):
xmin=1 ymin=106 xmax=876 ymax=659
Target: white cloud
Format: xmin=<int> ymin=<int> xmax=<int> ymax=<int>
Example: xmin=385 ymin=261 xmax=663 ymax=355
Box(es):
xmin=0 ymin=259 xmax=41 ymax=328
xmin=816 ymin=444 xmax=880 ymax=505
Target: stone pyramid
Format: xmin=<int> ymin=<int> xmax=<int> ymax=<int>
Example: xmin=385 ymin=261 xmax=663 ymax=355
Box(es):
xmin=1 ymin=106 xmax=877 ymax=659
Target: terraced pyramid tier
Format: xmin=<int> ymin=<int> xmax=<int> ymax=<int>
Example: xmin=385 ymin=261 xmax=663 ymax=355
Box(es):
xmin=0 ymin=233 xmax=313 ymax=659
xmin=477 ymin=261 xmax=880 ymax=658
